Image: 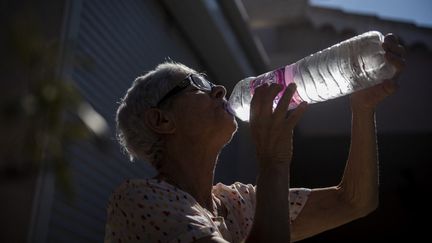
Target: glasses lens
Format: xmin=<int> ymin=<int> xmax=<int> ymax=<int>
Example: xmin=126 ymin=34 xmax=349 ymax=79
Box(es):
xmin=191 ymin=75 xmax=212 ymax=91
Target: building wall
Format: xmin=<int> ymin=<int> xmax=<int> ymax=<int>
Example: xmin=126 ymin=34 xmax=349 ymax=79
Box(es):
xmin=29 ymin=1 xmax=214 ymax=242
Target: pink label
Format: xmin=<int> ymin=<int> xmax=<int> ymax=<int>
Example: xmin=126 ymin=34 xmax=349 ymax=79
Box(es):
xmin=284 ymin=65 xmax=303 ymax=107
xmin=249 ymin=65 xmax=303 ymax=109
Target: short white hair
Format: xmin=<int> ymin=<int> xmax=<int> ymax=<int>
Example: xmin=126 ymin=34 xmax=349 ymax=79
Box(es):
xmin=116 ymin=61 xmax=197 ymax=168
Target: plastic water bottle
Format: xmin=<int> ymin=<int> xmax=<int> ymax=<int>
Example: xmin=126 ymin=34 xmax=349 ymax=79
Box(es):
xmin=228 ymin=30 xmax=397 ymax=121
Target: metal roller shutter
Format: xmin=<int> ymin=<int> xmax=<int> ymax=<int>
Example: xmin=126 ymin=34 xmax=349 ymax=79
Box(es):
xmin=30 ymin=1 xmax=204 ymax=242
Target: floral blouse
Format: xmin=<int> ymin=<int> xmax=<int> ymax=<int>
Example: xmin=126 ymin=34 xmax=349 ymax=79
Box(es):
xmin=105 ymin=179 xmax=311 ymax=243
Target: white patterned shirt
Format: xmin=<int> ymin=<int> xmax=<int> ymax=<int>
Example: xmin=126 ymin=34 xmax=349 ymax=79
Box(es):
xmin=105 ymin=179 xmax=311 ymax=243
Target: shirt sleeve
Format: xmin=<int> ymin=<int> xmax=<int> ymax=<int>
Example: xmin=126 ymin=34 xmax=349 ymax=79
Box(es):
xmin=213 ymin=182 xmax=311 ymax=242
xmin=288 ymin=188 xmax=311 ymax=221
xmin=214 ymin=182 xmax=311 ymax=222
xmin=105 ymin=182 xmax=221 ymax=243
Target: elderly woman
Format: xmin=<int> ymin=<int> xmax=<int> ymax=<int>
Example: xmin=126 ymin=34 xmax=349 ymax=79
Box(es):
xmin=105 ymin=34 xmax=405 ymax=243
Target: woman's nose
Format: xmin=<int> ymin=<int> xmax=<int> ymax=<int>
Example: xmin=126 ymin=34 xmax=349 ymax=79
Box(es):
xmin=210 ymin=85 xmax=227 ymax=99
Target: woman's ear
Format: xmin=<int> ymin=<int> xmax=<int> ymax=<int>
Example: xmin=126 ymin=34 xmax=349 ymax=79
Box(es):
xmin=144 ymin=108 xmax=176 ymax=134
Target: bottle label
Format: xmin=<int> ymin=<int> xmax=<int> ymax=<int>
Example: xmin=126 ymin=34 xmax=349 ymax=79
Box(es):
xmin=250 ymin=65 xmax=303 ymax=109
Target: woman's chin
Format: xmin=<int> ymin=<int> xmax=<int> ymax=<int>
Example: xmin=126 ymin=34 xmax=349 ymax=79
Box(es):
xmin=225 ymin=119 xmax=238 ymax=142
xmin=223 ymin=113 xmax=238 ymax=132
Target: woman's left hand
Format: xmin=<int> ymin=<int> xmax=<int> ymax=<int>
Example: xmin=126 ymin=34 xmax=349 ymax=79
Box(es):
xmin=350 ymin=33 xmax=406 ymax=112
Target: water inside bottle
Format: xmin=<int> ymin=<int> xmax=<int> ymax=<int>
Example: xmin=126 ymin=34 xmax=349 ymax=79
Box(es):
xmin=293 ymin=31 xmax=395 ymax=103
xmin=229 ymin=31 xmax=396 ymax=122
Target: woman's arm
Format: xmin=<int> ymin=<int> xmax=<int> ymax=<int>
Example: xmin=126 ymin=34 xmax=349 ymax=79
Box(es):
xmin=290 ymin=109 xmax=380 ymax=241
xmin=289 ymin=33 xmax=406 ymax=241
xmin=246 ymin=83 xmax=308 ymax=243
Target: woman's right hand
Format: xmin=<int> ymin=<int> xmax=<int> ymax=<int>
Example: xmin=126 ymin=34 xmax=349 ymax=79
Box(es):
xmin=250 ymin=83 xmax=308 ymax=168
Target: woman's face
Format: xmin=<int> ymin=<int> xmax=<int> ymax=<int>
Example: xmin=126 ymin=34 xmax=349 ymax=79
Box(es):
xmin=168 ymin=83 xmax=238 ymax=147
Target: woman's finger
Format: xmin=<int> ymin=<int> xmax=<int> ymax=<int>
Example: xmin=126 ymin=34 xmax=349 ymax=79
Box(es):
xmin=273 ymin=83 xmax=296 ymax=120
xmin=382 ymin=79 xmax=398 ymax=95
xmin=384 ymin=33 xmax=399 ymax=45
xmin=250 ymin=85 xmax=264 ymax=120
xmin=261 ymin=83 xmax=283 ymax=117
xmin=385 ymin=52 xmax=406 ymax=73
xmin=251 ymin=83 xmax=282 ymax=119
xmin=382 ymin=42 xmax=406 ymax=58
xmin=286 ymin=101 xmax=308 ymax=128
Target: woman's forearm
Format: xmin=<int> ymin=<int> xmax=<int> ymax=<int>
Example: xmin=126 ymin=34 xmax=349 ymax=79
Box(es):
xmin=247 ymin=163 xmax=291 ymax=243
xmin=339 ymin=109 xmax=379 ymax=211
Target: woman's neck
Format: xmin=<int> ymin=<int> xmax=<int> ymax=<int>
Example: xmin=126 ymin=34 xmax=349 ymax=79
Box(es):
xmin=158 ymin=135 xmax=221 ymax=215
xmin=156 ymin=145 xmax=220 ymax=214
xmin=155 ymin=171 xmax=215 ymax=212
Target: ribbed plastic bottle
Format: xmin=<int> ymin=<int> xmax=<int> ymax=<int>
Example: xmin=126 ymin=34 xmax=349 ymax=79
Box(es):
xmin=228 ymin=30 xmax=397 ymax=121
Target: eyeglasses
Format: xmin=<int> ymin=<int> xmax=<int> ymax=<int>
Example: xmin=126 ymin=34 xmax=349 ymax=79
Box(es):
xmin=157 ymin=74 xmax=215 ymax=106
